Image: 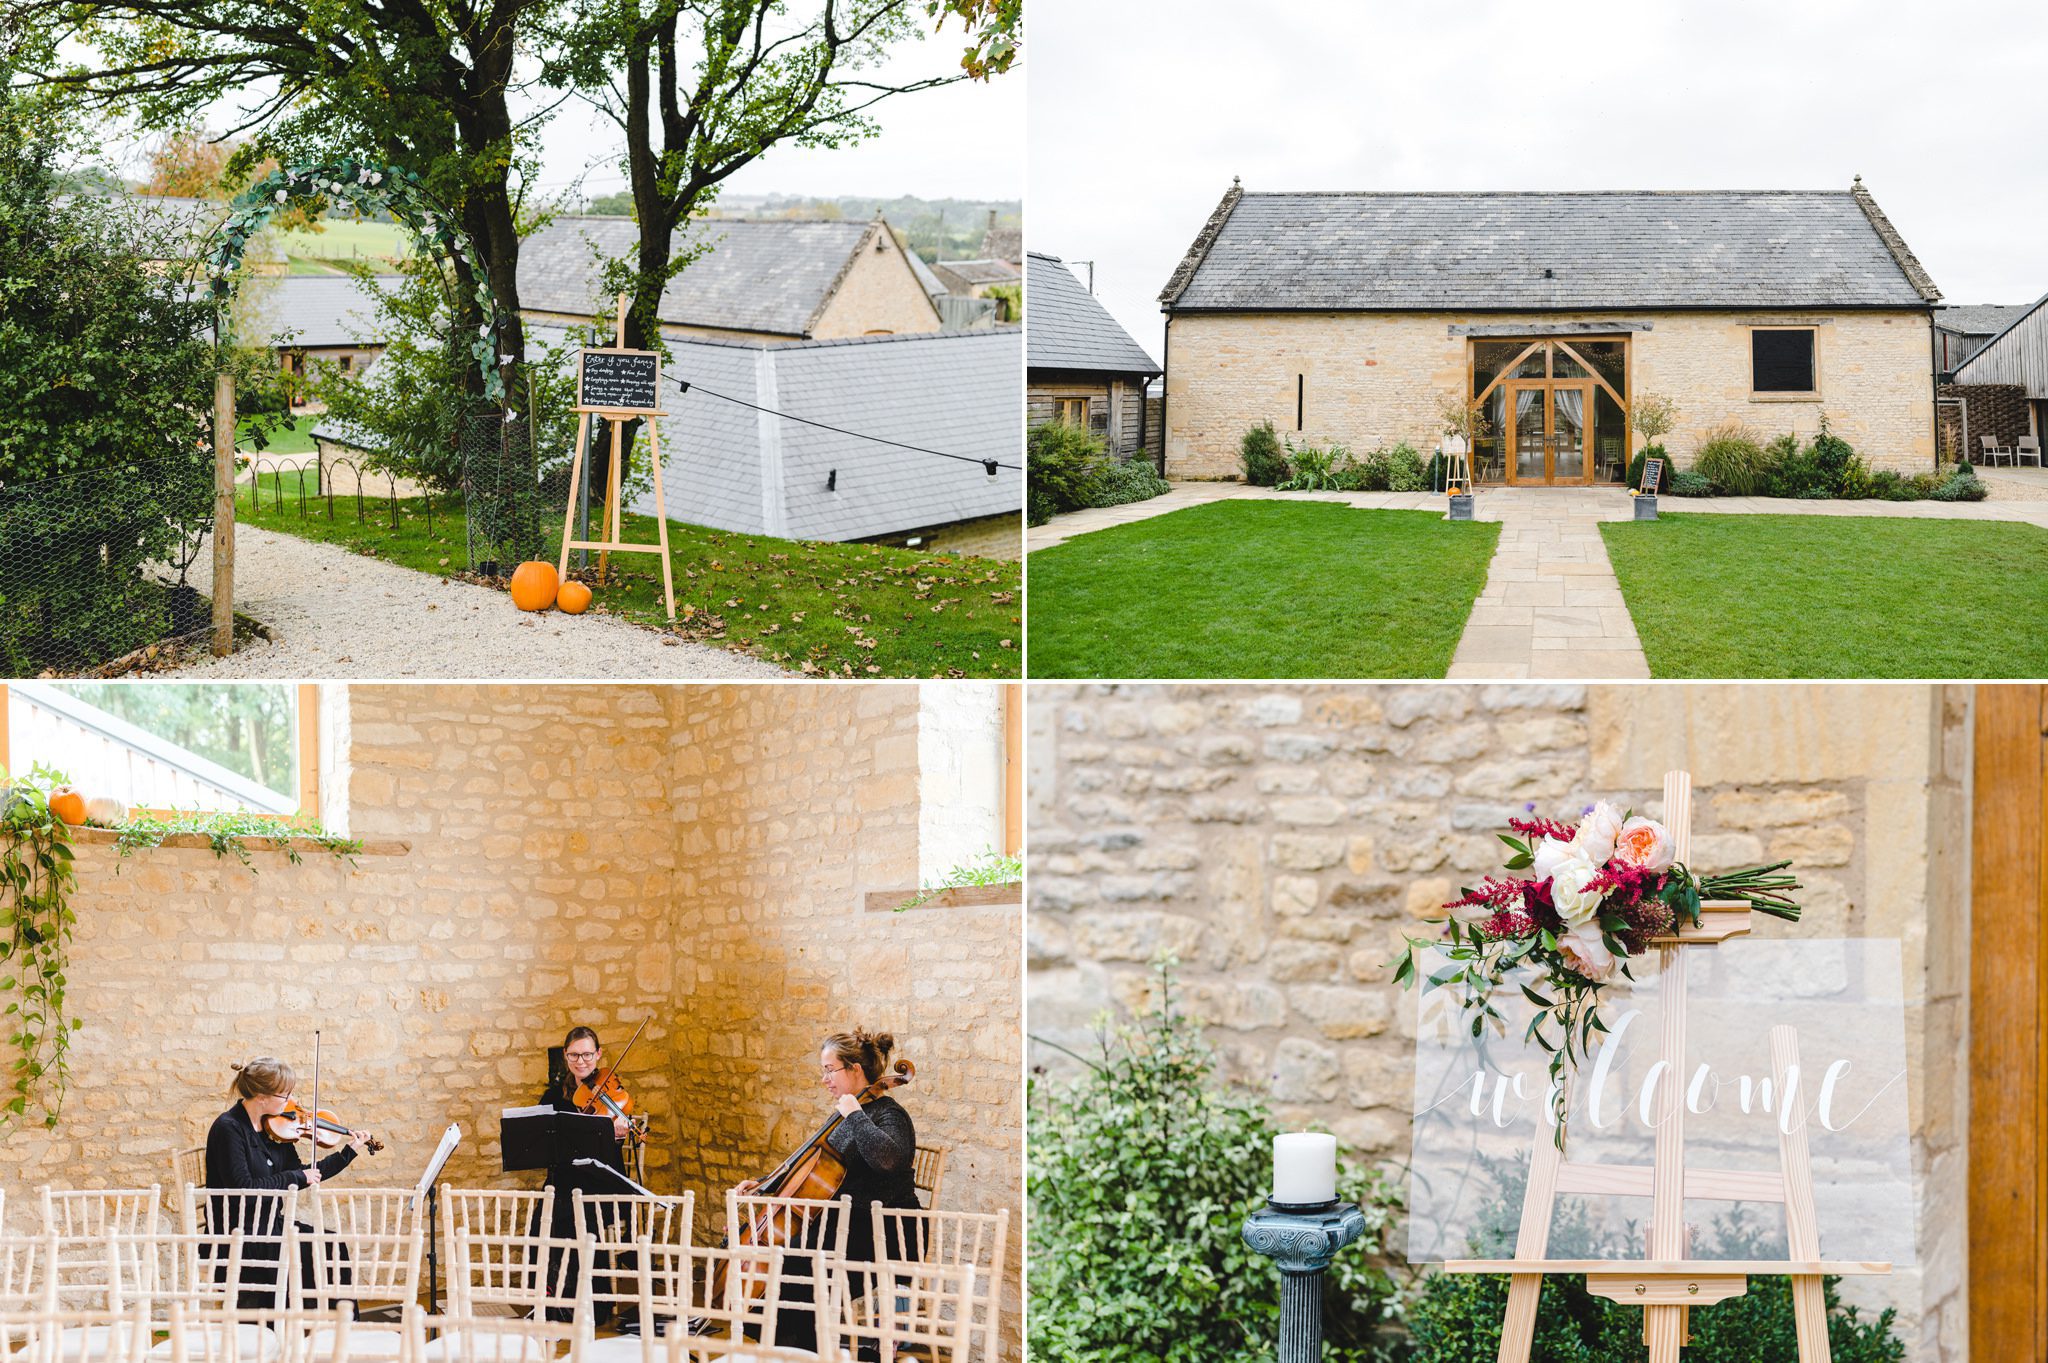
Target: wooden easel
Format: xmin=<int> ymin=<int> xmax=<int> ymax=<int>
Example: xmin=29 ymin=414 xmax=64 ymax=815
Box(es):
xmin=1445 ymin=770 xmax=1891 ymax=1363
xmin=556 ymin=292 xmax=676 ymax=621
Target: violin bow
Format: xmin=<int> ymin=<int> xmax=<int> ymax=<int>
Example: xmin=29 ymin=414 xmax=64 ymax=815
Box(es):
xmin=588 ymin=1016 xmax=649 ymax=1105
xmin=310 ymin=1029 xmax=321 ymax=1162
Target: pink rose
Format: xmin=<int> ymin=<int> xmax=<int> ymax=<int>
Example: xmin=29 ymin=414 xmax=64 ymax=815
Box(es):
xmin=1613 ymin=816 xmax=1675 ymax=872
xmin=1573 ymin=800 xmax=1624 ymax=864
xmin=1557 ymin=923 xmax=1616 ymax=981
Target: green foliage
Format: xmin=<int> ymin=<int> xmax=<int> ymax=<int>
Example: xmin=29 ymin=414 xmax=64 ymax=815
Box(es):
xmin=1932 ymin=465 xmax=1988 ymax=502
xmin=1030 ymin=422 xmax=1110 ymax=517
xmin=1630 ymin=391 xmax=1678 ymax=443
xmin=0 ymin=77 xmax=220 ymax=485
xmin=1353 ymin=448 xmax=1393 ymax=492
xmin=893 ymin=846 xmax=1021 ymax=910
xmin=0 ymin=762 xmax=82 ymax=1130
xmin=1241 ymin=421 xmax=1287 ymax=486
xmin=983 ymin=281 xmax=1021 ymax=323
xmin=1385 ymin=442 xmax=1428 ymax=493
xmin=1090 ymin=457 xmax=1169 ymax=508
xmin=1691 ymin=423 xmax=1774 ymax=496
xmin=1667 ymin=470 xmax=1713 ymax=497
xmin=1029 ymin=959 xmax=1409 ymax=1363
xmin=109 ymin=809 xmax=361 ymax=867
xmin=1625 ymin=444 xmax=1671 ymax=493
xmin=1410 ymin=1207 xmax=1904 ymax=1363
xmin=1278 ymin=438 xmax=1344 ymax=491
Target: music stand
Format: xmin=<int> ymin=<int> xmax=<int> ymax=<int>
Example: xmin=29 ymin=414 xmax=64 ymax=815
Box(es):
xmin=500 ymin=1106 xmax=618 ymax=1173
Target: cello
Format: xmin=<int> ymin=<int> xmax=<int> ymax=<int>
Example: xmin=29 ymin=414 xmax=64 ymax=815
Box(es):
xmin=712 ymin=1057 xmax=915 ymax=1308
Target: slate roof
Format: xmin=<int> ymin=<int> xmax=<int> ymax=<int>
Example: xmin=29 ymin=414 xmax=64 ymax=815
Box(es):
xmin=1161 ymin=184 xmax=1942 ymax=312
xmin=520 ymin=216 xmax=891 ymax=337
xmin=932 ymin=258 xmax=1021 ymax=290
xmin=906 ymin=249 xmax=948 ymax=299
xmin=525 ymin=324 xmax=1021 ymax=543
xmin=1937 ymin=303 xmax=2033 ymax=335
xmin=250 ymin=274 xmax=394 ymax=348
xmin=1027 ymin=252 xmax=1160 ymax=376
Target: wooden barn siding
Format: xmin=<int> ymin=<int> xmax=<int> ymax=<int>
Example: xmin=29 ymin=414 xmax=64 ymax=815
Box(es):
xmin=1957 ymin=303 xmax=2048 ymax=397
xmin=1028 ymin=373 xmax=1151 ymax=456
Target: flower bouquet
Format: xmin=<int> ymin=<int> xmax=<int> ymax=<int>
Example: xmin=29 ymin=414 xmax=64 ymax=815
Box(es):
xmin=1395 ymin=800 xmax=1803 ymax=1095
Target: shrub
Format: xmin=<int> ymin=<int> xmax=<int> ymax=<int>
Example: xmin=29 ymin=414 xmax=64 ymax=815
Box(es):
xmin=1026 ymin=488 xmax=1057 ymax=527
xmin=1278 ymin=438 xmax=1338 ymax=491
xmin=1386 ymin=441 xmax=1428 ymax=492
xmin=1810 ymin=413 xmax=1856 ymax=486
xmin=1241 ymin=420 xmax=1287 ymax=486
xmin=1354 ymin=447 xmax=1393 ymax=492
xmin=1029 ymin=422 xmax=1109 ymax=518
xmin=1933 ymin=465 xmax=1988 ymax=502
xmin=1626 ymin=444 xmax=1672 ymax=493
xmin=1668 ymin=469 xmax=1713 ymax=497
xmin=1030 ymin=958 xmax=1409 ymax=1363
xmin=1692 ymin=423 xmax=1774 ymax=496
xmin=1090 ymin=456 xmax=1170 ymax=508
xmin=1424 ymin=451 xmax=1448 ymax=491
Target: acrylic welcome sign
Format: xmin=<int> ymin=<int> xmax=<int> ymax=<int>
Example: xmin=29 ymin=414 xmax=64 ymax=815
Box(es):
xmin=1405 ymin=936 xmax=1916 ymax=1268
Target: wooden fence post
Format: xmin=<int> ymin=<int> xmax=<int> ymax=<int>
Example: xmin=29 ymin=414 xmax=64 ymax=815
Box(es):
xmin=211 ymin=371 xmax=235 ymax=657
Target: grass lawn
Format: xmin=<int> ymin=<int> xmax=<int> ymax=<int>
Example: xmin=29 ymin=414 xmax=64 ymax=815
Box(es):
xmin=236 ymin=414 xmax=321 ymax=456
xmin=235 ymin=473 xmax=1020 ymax=678
xmin=273 ymin=219 xmax=407 ymax=264
xmin=1026 ymin=500 xmax=1500 ymax=678
xmin=1601 ymin=512 xmax=2048 ymax=677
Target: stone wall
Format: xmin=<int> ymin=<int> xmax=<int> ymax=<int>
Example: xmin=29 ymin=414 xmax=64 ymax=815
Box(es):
xmin=1028 ymin=683 xmax=1970 ymax=1362
xmin=1163 ymin=310 xmax=1937 ymax=478
xmin=813 ymin=229 xmax=945 ymax=339
xmin=1 ymin=683 xmax=1023 ymax=1361
xmin=869 ymin=511 xmax=1022 ymax=562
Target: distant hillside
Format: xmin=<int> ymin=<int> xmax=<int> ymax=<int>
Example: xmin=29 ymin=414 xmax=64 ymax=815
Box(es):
xmin=577 ymin=191 xmax=1020 ymax=263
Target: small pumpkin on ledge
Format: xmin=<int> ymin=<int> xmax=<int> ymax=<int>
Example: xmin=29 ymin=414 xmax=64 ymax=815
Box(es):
xmin=47 ymin=786 xmax=87 ymax=825
xmin=508 ymin=560 xmax=559 ymax=612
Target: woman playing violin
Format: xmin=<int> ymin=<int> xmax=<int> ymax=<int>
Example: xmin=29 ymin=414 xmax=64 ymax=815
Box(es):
xmin=534 ymin=1026 xmax=632 ymax=1321
xmin=738 ymin=1028 xmax=921 ymax=1348
xmin=203 ymin=1057 xmax=373 ymax=1308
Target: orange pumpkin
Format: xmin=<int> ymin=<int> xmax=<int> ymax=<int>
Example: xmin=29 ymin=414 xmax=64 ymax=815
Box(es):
xmin=48 ymin=786 xmax=87 ymax=825
xmin=508 ymin=560 xmax=559 ymax=612
xmin=557 ymin=580 xmax=593 ymax=615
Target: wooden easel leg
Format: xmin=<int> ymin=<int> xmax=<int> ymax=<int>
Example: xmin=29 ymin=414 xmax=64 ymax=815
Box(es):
xmin=1497 ymin=1275 xmax=1541 ymax=1363
xmin=1790 ymin=1276 xmax=1830 ymax=1362
xmin=1644 ymin=1304 xmax=1685 ymax=1361
xmin=645 ymin=421 xmax=676 ymax=622
xmin=600 ymin=417 xmax=623 ymax=585
xmin=1772 ymin=1023 xmax=1833 ymax=1363
xmin=557 ymin=412 xmax=591 ymax=580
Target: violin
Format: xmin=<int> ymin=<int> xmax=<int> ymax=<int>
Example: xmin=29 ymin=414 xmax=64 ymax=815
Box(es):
xmin=573 ymin=1019 xmax=650 ymax=1146
xmin=714 ymin=1058 xmax=913 ymax=1305
xmin=261 ymin=1101 xmax=383 ymax=1155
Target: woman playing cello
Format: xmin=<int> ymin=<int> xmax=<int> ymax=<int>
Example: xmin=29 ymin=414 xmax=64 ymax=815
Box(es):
xmin=736 ymin=1028 xmax=922 ymax=1349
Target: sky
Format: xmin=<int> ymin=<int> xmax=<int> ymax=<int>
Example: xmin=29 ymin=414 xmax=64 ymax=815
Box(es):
xmin=86 ymin=15 xmax=1022 ymax=209
xmin=1028 ymin=0 xmax=2048 ymax=360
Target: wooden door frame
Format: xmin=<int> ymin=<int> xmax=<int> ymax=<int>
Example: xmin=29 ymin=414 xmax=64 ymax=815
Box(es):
xmin=1970 ymin=684 xmax=2048 ymax=1362
xmin=1503 ymin=379 xmax=1598 ymax=486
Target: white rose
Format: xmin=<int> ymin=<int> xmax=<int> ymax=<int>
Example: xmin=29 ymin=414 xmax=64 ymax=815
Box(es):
xmin=1530 ymin=836 xmax=1576 ymax=884
xmin=1614 ymin=816 xmax=1676 ymax=873
xmin=1574 ymin=800 xmax=1625 ymax=864
xmin=1558 ymin=923 xmax=1616 ymax=981
xmin=1549 ymin=853 xmax=1606 ymax=928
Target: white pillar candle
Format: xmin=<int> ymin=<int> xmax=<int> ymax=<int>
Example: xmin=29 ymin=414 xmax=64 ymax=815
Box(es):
xmin=1272 ymin=1132 xmax=1337 ymax=1204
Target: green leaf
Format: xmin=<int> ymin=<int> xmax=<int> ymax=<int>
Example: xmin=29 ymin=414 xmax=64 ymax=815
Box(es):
xmin=1519 ymin=983 xmax=1554 ymax=1009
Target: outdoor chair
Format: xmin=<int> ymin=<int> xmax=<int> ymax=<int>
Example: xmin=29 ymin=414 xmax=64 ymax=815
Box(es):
xmin=824 ymin=1259 xmax=976 ymax=1363
xmin=1978 ymin=433 xmax=2013 ymax=466
xmin=401 ymin=1307 xmax=572 ymax=1363
xmin=2017 ymin=434 xmax=2042 ymax=468
xmin=911 ymin=1146 xmax=947 ymax=1209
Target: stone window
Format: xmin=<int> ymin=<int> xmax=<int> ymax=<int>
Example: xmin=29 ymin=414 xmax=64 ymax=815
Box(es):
xmin=916 ymin=682 xmax=1020 ymax=885
xmin=1752 ymin=327 xmax=1818 ymax=395
xmin=1 ymin=681 xmax=325 ymax=820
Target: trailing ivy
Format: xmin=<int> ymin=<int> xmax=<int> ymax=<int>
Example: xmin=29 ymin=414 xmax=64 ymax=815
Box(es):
xmin=109 ymin=810 xmax=361 ymax=868
xmin=0 ymin=763 xmax=83 ymax=1130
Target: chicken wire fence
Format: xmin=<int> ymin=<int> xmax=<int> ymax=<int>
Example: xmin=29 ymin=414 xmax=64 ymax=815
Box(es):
xmin=0 ymin=451 xmax=215 ymax=677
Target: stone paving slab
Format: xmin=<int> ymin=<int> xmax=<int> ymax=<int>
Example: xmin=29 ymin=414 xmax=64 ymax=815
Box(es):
xmin=1448 ymin=489 xmax=1649 ymax=680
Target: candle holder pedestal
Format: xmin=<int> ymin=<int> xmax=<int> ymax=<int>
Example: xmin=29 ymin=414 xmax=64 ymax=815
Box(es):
xmin=1242 ymin=1198 xmax=1368 ymax=1363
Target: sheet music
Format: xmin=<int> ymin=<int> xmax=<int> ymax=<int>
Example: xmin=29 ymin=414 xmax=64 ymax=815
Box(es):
xmin=500 ymin=1104 xmax=554 ymax=1120
xmin=412 ymin=1123 xmax=463 ymax=1207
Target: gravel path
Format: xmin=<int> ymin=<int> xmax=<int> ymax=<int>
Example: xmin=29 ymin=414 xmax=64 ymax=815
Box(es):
xmin=170 ymin=526 xmax=788 ymax=679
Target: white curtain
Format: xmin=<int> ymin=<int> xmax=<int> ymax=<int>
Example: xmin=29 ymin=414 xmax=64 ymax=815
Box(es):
xmin=1552 ymin=387 xmax=1585 ymax=440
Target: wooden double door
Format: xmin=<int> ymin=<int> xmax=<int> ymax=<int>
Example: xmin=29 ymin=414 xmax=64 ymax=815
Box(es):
xmin=1503 ymin=379 xmax=1597 ymax=486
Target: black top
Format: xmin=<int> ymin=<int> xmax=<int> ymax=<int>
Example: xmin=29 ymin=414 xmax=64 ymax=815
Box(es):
xmin=823 ymin=1094 xmax=919 ymax=1263
xmin=204 ymin=1103 xmax=357 ymax=1192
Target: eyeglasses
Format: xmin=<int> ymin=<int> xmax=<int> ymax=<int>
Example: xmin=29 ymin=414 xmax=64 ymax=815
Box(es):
xmin=820 ymin=1064 xmax=847 ymax=1078
xmin=565 ymin=1051 xmax=600 ymax=1063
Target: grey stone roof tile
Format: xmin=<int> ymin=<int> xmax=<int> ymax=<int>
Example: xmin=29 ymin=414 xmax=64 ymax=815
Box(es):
xmin=249 ymin=274 xmax=394 ymax=348
xmin=1027 ymin=252 xmax=1160 ymax=376
xmin=1165 ymin=188 xmax=1939 ymax=311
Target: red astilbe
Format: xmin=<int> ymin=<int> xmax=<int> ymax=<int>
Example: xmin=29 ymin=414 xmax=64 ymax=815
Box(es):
xmin=1508 ymin=815 xmax=1577 ymax=843
xmin=1479 ymin=908 xmax=1538 ymax=940
xmin=1585 ymin=861 xmax=1665 ymax=905
xmin=1442 ymin=876 xmax=1531 ymax=919
xmin=1615 ymin=896 xmax=1677 ymax=955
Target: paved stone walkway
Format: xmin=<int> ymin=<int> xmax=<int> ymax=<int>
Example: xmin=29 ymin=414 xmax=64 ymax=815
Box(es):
xmin=1448 ymin=490 xmax=1648 ymax=680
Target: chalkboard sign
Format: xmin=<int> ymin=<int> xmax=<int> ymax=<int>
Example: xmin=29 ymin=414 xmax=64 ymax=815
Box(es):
xmin=1639 ymin=456 xmax=1664 ymax=493
xmin=578 ymin=349 xmax=662 ymax=413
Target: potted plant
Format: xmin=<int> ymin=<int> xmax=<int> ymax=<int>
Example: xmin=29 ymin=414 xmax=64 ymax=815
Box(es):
xmin=1436 ymin=393 xmax=1489 ymax=521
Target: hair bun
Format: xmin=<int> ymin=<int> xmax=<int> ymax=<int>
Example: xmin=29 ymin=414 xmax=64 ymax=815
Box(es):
xmin=866 ymin=1030 xmax=895 ymax=1056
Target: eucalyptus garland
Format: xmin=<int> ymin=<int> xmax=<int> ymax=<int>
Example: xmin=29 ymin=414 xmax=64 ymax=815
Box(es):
xmin=208 ymin=159 xmax=512 ymax=403
xmin=0 ymin=765 xmax=82 ymax=1130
